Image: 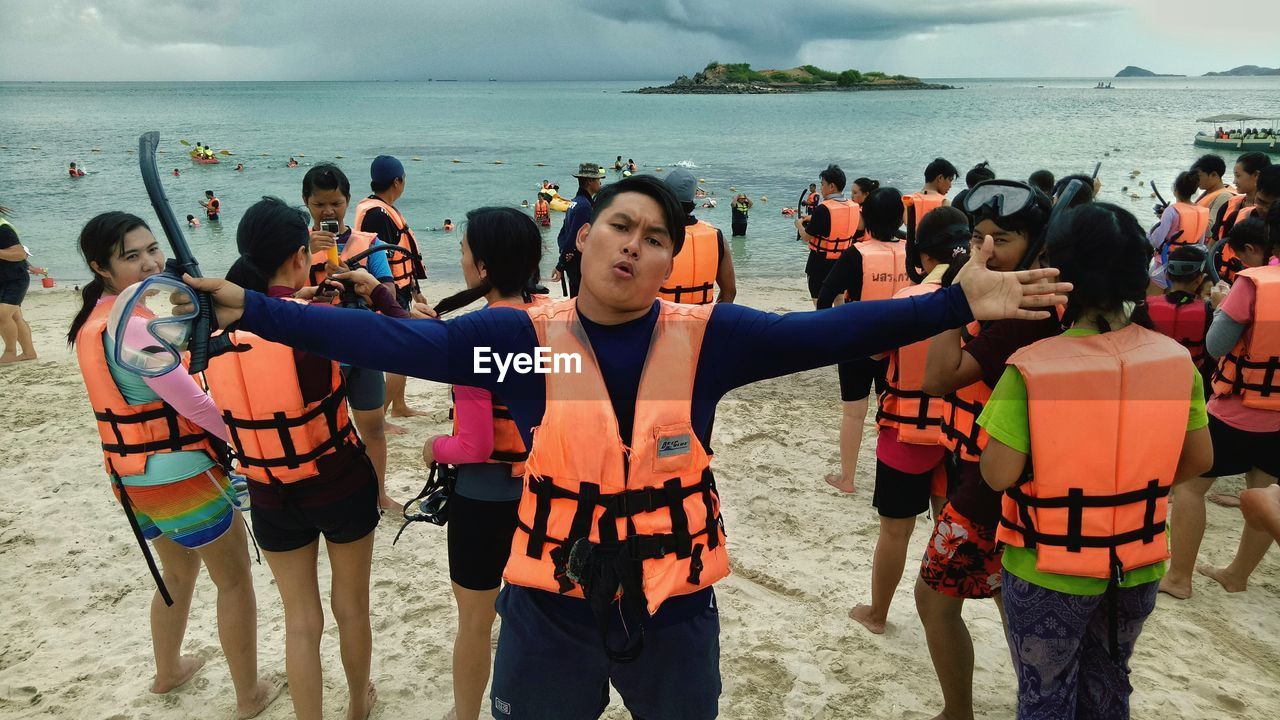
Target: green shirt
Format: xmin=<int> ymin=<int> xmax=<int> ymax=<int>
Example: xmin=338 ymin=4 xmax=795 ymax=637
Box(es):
xmin=978 ymin=327 xmax=1208 ymax=595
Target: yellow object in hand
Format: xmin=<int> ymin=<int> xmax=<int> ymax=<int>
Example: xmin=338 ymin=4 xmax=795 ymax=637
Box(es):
xmin=326 ymin=247 xmax=340 ymax=266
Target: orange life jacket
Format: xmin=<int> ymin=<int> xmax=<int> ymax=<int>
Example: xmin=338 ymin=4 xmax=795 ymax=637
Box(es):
xmin=1214 ymin=194 xmax=1248 ymax=242
xmin=447 ymin=295 xmax=550 ymax=476
xmin=75 ymin=299 xmax=218 ymax=478
xmin=1211 ymin=266 xmax=1280 ymax=410
xmin=1168 ymin=202 xmax=1209 ymax=246
xmin=940 ymin=322 xmax=992 ymax=462
xmin=998 ymin=324 xmax=1192 ymax=578
xmin=1196 ymin=186 xmax=1233 ymax=210
xmin=807 ymin=198 xmax=861 ymax=259
xmin=876 ymin=281 xmax=948 ymax=444
xmin=353 ymin=197 xmax=423 ymax=290
xmin=202 ymin=307 xmax=358 ymax=481
xmin=205 ymin=197 xmax=220 ymax=219
xmin=659 ymin=220 xmax=720 ymax=304
xmin=203 ymin=301 xmax=359 ymax=484
xmin=849 ymin=238 xmax=909 ymax=301
xmin=904 ymin=193 xmax=945 ymax=231
xmin=308 ymin=229 xmax=378 ymax=288
xmin=504 ymin=299 xmax=729 ymax=623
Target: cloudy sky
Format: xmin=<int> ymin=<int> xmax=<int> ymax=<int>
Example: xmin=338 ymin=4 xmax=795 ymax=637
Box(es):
xmin=1 ymin=0 xmax=1273 ymax=81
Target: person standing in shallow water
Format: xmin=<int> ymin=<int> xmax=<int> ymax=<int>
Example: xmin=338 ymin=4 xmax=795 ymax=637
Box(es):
xmin=178 ymin=174 xmax=1068 ymax=720
xmin=730 ymin=194 xmax=751 ymax=237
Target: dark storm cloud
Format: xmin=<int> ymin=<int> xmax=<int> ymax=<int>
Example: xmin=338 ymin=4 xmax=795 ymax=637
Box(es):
xmin=1 ymin=0 xmax=1117 ymax=80
xmin=579 ymin=0 xmax=1112 ymax=52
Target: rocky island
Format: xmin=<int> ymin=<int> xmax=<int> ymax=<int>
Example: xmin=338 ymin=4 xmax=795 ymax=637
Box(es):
xmin=1114 ymin=65 xmax=1184 ymax=78
xmin=632 ymin=62 xmax=953 ymax=94
xmin=1204 ymin=65 xmax=1280 ymax=76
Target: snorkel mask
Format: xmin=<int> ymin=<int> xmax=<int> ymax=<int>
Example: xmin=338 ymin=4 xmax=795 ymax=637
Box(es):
xmin=106 ymin=274 xmax=202 ymax=377
xmin=1166 ymin=243 xmax=1221 ymax=285
xmin=392 ymin=462 xmax=457 ymax=545
xmin=964 ymin=179 xmax=1061 ymax=271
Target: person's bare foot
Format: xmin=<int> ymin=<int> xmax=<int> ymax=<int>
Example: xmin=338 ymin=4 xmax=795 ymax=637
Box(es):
xmin=824 ymin=473 xmax=855 ymax=494
xmin=346 ymin=682 xmax=377 ymax=720
xmin=1208 ymin=492 xmax=1241 ymax=508
xmin=379 ymin=494 xmax=403 ymax=513
xmin=0 ymin=352 xmax=18 ymax=365
xmin=16 ymin=352 xmax=36 ymax=361
xmin=440 ymin=707 xmax=458 ymax=720
xmin=151 ymin=654 xmax=206 ymax=694
xmin=235 ymin=675 xmax=286 ymax=719
xmin=388 ymin=405 xmax=428 ymax=418
xmin=384 ymin=421 xmax=408 ymax=436
xmin=1157 ymin=574 xmax=1192 ymax=600
xmin=848 ymin=604 xmax=886 ymax=635
xmin=1197 ymin=564 xmax=1248 ymax=593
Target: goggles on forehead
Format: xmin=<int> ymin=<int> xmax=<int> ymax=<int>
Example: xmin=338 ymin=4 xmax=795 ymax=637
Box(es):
xmin=963 ymin=180 xmax=1039 ymax=220
xmin=106 ymin=274 xmax=200 ymax=378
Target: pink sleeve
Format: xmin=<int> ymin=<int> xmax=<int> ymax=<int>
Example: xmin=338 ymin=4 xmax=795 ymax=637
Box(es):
xmin=143 ymin=370 xmax=229 ymax=442
xmin=433 ymin=385 xmax=495 ymax=464
xmin=121 ymin=316 xmax=229 ymax=441
xmin=1220 ymin=276 xmax=1256 ymax=324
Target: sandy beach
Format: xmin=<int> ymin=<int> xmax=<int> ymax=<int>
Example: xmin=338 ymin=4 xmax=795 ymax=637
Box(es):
xmin=1 ymin=278 xmax=1277 ymax=720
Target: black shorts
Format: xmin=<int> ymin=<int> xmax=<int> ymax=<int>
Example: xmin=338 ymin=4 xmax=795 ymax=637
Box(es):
xmin=1203 ymin=413 xmax=1280 ymax=479
xmin=395 ymin=285 xmax=413 ymax=312
xmin=342 ymin=365 xmax=385 ymax=412
xmin=838 ymin=356 xmax=889 ymax=402
xmin=247 ymin=460 xmax=380 ymax=552
xmin=805 ymin=253 xmax=837 ymax=299
xmin=872 ymin=459 xmax=938 ymax=519
xmin=0 ymin=273 xmax=30 ymax=306
xmin=446 ymin=494 xmax=520 ymax=591
xmin=492 ymin=585 xmax=721 ymax=720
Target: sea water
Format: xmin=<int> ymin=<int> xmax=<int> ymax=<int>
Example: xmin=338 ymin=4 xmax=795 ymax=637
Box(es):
xmin=2 ymin=77 xmax=1278 ymax=284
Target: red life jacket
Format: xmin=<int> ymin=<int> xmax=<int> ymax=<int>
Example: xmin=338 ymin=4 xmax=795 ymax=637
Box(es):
xmin=1145 ymin=292 xmax=1210 ymax=369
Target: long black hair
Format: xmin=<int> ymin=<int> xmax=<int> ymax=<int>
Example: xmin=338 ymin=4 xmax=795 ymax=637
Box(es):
xmin=434 ymin=207 xmax=544 ymax=317
xmin=1045 ymin=203 xmax=1152 ymax=332
xmin=67 ymin=212 xmax=150 ymax=345
xmin=225 ymin=197 xmax=312 ymax=293
xmin=909 ymin=206 xmax=970 ymax=285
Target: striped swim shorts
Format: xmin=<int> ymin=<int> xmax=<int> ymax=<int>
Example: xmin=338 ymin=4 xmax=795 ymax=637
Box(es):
xmin=113 ymin=468 xmax=238 ymax=549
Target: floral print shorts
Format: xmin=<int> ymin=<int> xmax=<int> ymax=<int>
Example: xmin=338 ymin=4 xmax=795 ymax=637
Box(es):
xmin=919 ymin=502 xmax=1003 ymax=599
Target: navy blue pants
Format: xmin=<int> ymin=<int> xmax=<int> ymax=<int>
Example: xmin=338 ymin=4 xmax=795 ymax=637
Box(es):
xmin=1002 ymin=569 xmax=1159 ymax=720
xmin=490 ymin=585 xmax=721 ymax=719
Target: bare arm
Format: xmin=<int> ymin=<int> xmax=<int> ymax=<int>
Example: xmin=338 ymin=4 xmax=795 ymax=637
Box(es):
xmin=923 ymin=327 xmax=984 ymax=396
xmin=715 ymin=232 xmax=736 ymax=304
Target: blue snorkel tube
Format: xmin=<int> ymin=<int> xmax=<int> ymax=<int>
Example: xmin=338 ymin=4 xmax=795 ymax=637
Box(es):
xmin=138 ymin=130 xmax=233 ymax=373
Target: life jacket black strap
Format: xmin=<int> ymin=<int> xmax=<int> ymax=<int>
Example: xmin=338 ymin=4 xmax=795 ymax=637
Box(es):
xmin=95 ymin=405 xmax=212 ymax=457
xmin=110 ymin=464 xmax=173 ymax=607
xmin=1003 ymin=479 xmax=1168 ymax=551
xmin=222 ymin=388 xmax=355 ymax=470
xmin=659 ymin=280 xmax=715 ymax=305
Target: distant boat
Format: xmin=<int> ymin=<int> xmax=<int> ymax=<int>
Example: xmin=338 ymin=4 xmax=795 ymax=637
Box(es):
xmin=1194 ymin=113 xmax=1280 ymax=154
xmin=1094 ymin=81 xmax=1115 ymax=89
